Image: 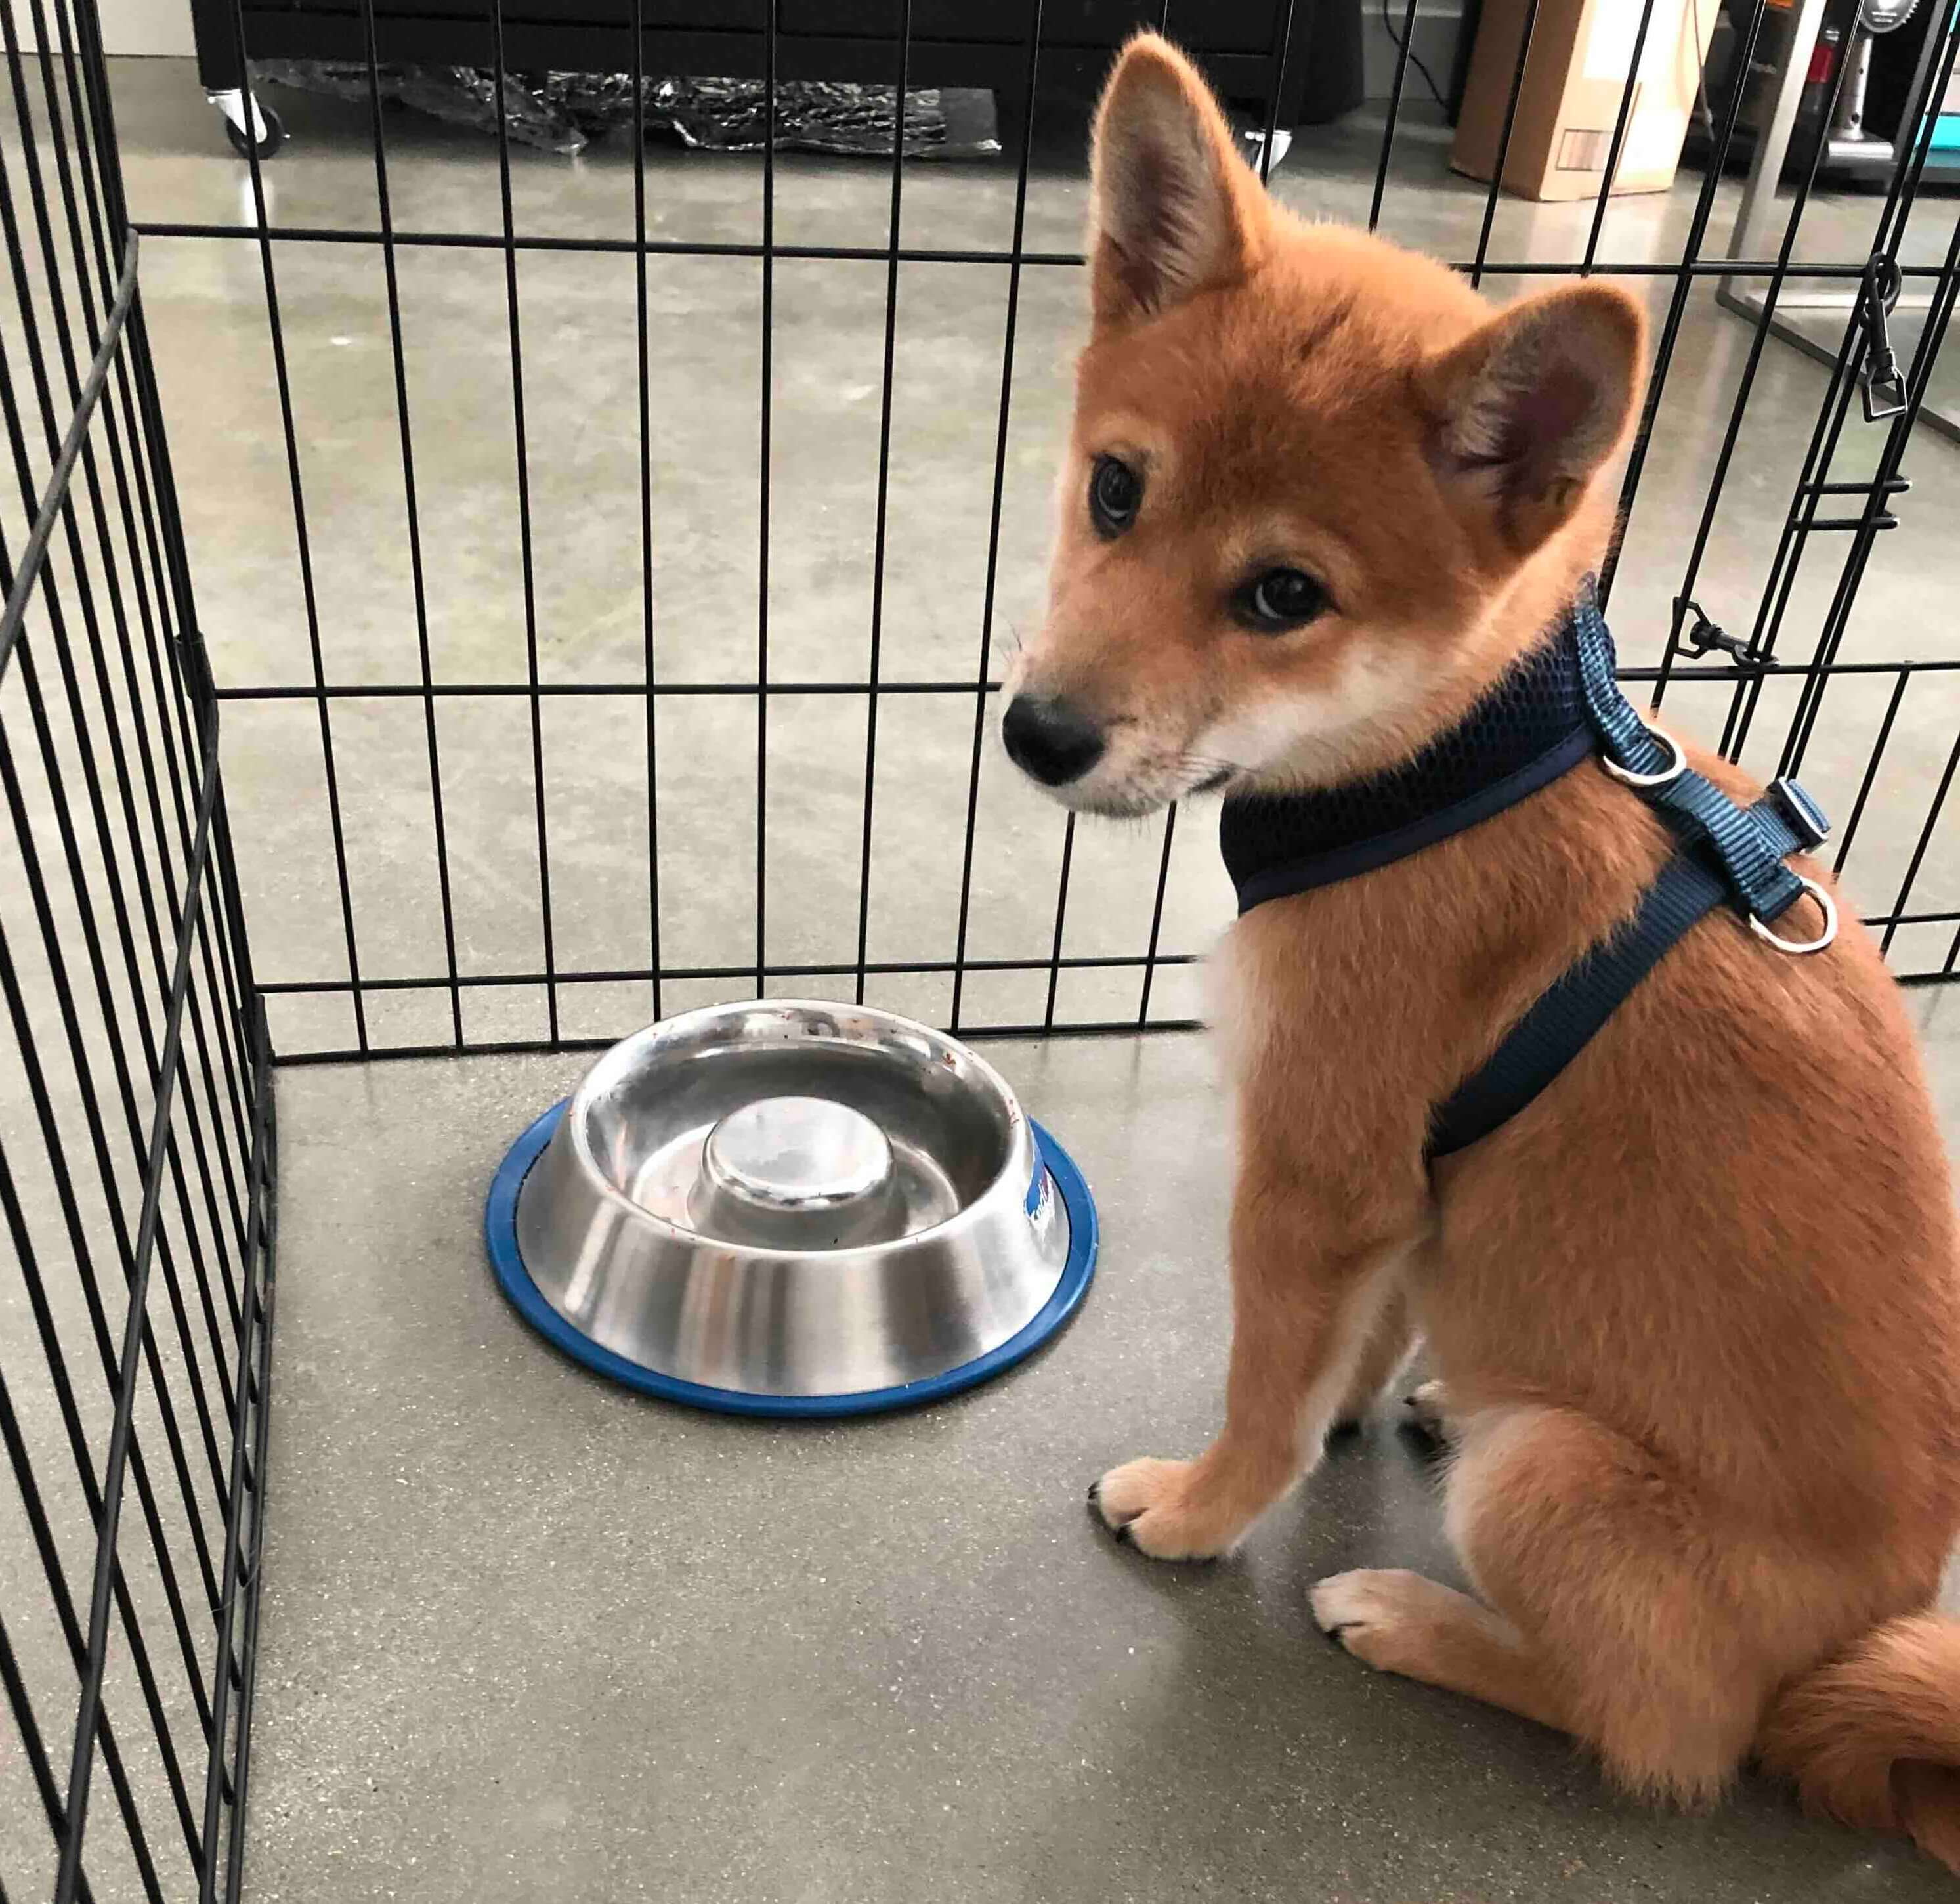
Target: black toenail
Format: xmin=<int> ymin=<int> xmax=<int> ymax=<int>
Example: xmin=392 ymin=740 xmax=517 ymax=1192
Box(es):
xmin=1111 ymin=1519 xmax=1132 ymax=1546
xmin=1319 ymin=1620 xmax=1356 ymax=1646
xmin=1087 ymin=1480 xmax=1101 ymax=1504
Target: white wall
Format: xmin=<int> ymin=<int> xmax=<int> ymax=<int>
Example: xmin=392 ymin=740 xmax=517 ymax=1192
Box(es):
xmin=16 ymin=0 xmax=193 ymax=56
xmin=100 ymin=0 xmax=193 ymax=57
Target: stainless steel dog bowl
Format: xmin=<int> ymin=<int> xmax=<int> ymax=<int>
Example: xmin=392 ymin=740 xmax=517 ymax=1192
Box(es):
xmin=484 ymin=1000 xmax=1097 ymax=1417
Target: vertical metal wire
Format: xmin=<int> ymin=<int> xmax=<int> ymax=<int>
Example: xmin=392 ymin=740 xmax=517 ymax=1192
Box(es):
xmin=1368 ymin=0 xmax=1424 ymax=232
xmin=631 ymin=0 xmax=663 ymax=1022
xmin=1883 ymin=724 xmax=1960 ymax=957
xmin=361 ymin=0 xmax=465 ymax=1047
xmin=852 ymin=0 xmax=914 ymax=1005
xmin=755 ymin=0 xmax=778 ymax=995
xmin=1254 ymin=0 xmax=1298 ymax=185
xmin=1467 ymin=0 xmax=1543 ymax=288
xmin=216 ymin=0 xmax=369 ymax=1052
xmin=1134 ymin=806 xmax=1178 ymax=1026
xmin=948 ymin=0 xmax=1044 ymax=1031
xmin=196 ymin=1028 xmax=276 ymax=1904
xmin=486 ymin=0 xmax=559 ymax=1041
xmin=1041 ymin=819 xmax=1076 ymax=1030
xmin=1578 ymin=0 xmax=1661 ymax=275
xmin=1601 ymin=0 xmax=1772 ymax=598
xmin=1833 ymin=666 xmax=1911 ymax=876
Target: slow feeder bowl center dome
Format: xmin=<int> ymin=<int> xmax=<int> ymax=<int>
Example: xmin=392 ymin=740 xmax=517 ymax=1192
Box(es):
xmin=484 ymin=1000 xmax=1097 ymax=1416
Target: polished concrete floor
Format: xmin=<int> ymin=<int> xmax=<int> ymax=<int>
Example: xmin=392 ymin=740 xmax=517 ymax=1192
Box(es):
xmin=253 ymin=1024 xmax=1960 ymax=1904
xmin=8 ymin=49 xmax=1960 ymax=1903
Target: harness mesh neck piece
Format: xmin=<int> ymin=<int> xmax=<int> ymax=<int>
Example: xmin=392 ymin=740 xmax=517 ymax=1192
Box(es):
xmin=1212 ymin=587 xmax=1833 ymax=1160
xmin=1218 ymin=620 xmax=1595 ymax=913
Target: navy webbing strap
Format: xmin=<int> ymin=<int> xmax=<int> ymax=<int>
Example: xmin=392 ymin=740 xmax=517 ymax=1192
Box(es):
xmin=1571 ymin=586 xmax=1808 ymax=927
xmin=1428 ymin=855 xmax=1721 ymax=1160
xmin=1427 ymin=584 xmax=1836 ymax=1162
xmin=1426 ymin=790 xmax=1818 ymax=1161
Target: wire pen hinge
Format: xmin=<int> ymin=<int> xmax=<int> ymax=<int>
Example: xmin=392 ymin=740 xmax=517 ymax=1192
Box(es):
xmin=1675 ymin=599 xmax=1763 ymax=670
xmin=1860 ymin=253 xmax=1907 ymax=423
xmin=172 ymin=624 xmax=219 ymax=712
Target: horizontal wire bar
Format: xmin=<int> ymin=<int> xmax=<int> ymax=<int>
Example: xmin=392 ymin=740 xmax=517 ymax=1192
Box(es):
xmin=240 ymin=896 xmax=1960 ymax=1009
xmin=216 ymin=678 xmax=998 ymax=699
xmin=207 ymin=655 xmax=1960 ymax=703
xmin=0 ymin=227 xmax=135 ymax=682
xmin=258 ymin=950 xmax=1201 ymax=996
xmin=272 ymin=1016 xmax=1210 ymax=1068
xmin=131 ymin=221 xmax=1960 ymax=282
xmin=137 ymin=222 xmax=1087 ymax=265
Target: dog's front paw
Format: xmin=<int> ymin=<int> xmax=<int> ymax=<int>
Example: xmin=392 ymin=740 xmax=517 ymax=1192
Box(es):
xmin=1088 ymin=1457 xmax=1239 ymax=1561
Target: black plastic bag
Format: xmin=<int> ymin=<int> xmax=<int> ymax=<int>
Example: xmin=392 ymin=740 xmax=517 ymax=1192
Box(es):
xmin=257 ymin=62 xmax=999 ymax=161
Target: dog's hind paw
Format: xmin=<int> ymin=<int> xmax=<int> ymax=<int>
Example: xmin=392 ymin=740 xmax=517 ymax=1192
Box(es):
xmin=1310 ymin=1569 xmax=1470 ymax=1675
xmin=1401 ymin=1379 xmax=1455 ymax=1444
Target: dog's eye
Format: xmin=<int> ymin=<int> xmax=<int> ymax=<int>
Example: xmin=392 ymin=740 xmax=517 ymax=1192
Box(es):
xmin=1089 ymin=455 xmax=1142 ymax=536
xmin=1240 ymin=568 xmax=1327 ymax=633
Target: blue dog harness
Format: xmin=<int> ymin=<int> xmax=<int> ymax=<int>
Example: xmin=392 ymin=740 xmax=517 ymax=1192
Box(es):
xmin=1218 ymin=587 xmax=1837 ymax=1162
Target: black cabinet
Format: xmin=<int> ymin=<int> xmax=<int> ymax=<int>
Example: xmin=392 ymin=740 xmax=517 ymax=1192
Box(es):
xmin=194 ymin=0 xmax=1340 ymax=153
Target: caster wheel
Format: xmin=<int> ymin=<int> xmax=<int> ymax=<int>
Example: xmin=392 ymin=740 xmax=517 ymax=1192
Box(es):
xmin=224 ymin=101 xmax=284 ymax=161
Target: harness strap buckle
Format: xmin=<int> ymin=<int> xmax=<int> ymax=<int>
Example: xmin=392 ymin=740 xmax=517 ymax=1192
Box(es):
xmin=1749 ymin=877 xmax=1838 ymax=957
xmin=1599 ymin=731 xmax=1685 ymax=790
xmin=1573 ymin=579 xmax=1832 ymax=946
xmin=1766 ymin=777 xmax=1831 ymax=851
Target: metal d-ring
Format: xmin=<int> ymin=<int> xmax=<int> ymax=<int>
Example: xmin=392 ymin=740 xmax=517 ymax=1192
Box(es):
xmin=1600 ymin=729 xmax=1687 ymax=790
xmin=1750 ymin=877 xmax=1838 ymax=956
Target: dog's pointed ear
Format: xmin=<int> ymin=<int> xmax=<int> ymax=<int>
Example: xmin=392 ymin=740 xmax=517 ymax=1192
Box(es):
xmin=1089 ymin=33 xmax=1268 ymax=331
xmin=1424 ymin=283 xmax=1646 ymax=554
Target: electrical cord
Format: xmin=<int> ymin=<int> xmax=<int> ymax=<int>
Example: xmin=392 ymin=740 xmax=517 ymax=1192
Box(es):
xmin=1380 ymin=0 xmax=1452 ymax=114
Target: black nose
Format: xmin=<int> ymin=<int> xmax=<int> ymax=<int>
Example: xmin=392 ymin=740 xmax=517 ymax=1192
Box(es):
xmin=1002 ymin=695 xmax=1106 ymax=788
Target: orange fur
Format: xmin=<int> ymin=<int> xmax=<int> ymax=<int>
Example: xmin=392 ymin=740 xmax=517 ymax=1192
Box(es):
xmin=1027 ymin=33 xmax=1960 ymax=1872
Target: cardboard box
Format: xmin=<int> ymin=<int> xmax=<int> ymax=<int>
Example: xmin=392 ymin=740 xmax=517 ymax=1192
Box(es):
xmin=1451 ymin=0 xmax=1721 ymax=203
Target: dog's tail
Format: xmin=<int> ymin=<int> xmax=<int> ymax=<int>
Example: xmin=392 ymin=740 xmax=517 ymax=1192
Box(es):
xmin=1757 ymin=1612 xmax=1960 ymax=1873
